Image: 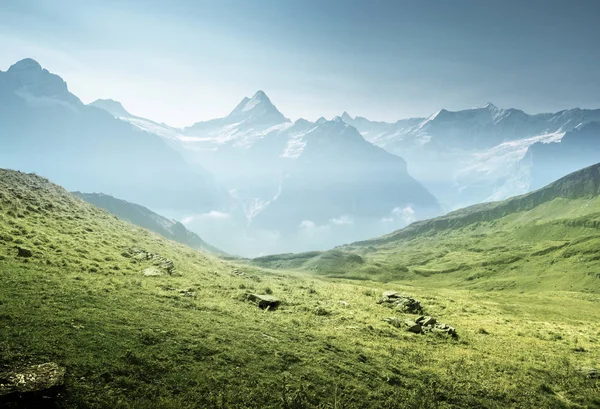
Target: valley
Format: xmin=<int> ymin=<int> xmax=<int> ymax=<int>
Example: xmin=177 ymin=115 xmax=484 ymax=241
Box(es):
xmin=1 ymin=168 xmax=599 ymax=408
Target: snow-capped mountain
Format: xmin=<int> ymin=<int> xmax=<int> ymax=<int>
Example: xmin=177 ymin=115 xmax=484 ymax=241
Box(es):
xmin=341 ymin=104 xmax=600 ymax=209
xmin=524 ymin=122 xmax=600 ymax=191
xmin=0 ymin=59 xmax=222 ymax=212
xmin=93 ymin=92 xmax=440 ymax=256
xmin=89 ymin=99 xmax=183 ymax=142
xmin=87 ymin=75 xmax=600 ymax=255
xmin=183 ymin=90 xmax=290 ymax=148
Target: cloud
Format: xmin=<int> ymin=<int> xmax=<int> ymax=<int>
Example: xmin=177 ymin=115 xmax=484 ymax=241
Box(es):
xmin=299 ymin=220 xmax=316 ymax=229
xmin=181 ymin=210 xmax=231 ymax=225
xmin=381 ymin=206 xmax=416 ymax=225
xmin=329 ymin=215 xmax=353 ymax=225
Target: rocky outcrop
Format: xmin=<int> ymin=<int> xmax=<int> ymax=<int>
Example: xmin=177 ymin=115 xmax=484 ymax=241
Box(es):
xmin=377 ymin=291 xmax=423 ymax=314
xmin=384 ymin=315 xmax=458 ymax=338
xmin=123 ymin=248 xmax=176 ymax=275
xmin=0 ymin=362 xmax=66 ymax=405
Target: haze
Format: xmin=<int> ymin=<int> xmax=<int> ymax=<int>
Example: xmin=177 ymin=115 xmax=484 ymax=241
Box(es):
xmin=1 ymin=0 xmax=600 ymax=127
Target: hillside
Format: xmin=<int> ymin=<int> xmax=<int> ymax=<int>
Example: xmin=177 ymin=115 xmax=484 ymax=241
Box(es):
xmin=253 ymin=163 xmax=600 ymax=293
xmin=1 ymin=169 xmax=599 ymax=408
xmin=72 ymin=192 xmax=225 ymax=255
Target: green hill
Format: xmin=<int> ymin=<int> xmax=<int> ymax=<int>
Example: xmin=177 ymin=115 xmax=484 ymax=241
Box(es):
xmin=1 ymin=169 xmax=599 ymax=408
xmin=253 ymin=163 xmax=600 ymax=293
xmin=72 ymin=192 xmax=225 ymax=255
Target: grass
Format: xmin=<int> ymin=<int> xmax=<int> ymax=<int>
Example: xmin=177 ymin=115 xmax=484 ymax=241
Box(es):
xmin=1 ymin=169 xmax=600 ymax=408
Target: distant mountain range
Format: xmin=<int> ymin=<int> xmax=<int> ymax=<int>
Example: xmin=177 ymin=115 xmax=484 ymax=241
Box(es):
xmin=93 ymin=88 xmax=442 ymax=255
xmin=341 ymin=103 xmax=600 ymax=209
xmin=73 ymin=192 xmax=225 ymax=255
xmin=4 ymin=57 xmax=600 ymax=256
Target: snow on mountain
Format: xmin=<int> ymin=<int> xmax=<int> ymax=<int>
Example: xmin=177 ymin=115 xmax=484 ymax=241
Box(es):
xmin=0 ymin=58 xmax=222 ymax=212
xmin=90 ymin=99 xmax=183 ymax=142
xmin=341 ymin=103 xmax=600 ymax=209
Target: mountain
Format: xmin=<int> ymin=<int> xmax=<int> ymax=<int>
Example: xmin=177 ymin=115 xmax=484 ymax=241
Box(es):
xmin=0 ymin=58 xmax=222 ymax=212
xmin=73 ymin=192 xmax=225 ymax=255
xmin=341 ymin=104 xmax=600 ymax=210
xmin=250 ymin=117 xmax=439 ymax=234
xmin=89 ymin=99 xmax=183 ymax=143
xmin=103 ymin=92 xmax=440 ymax=256
xmin=253 ymin=162 xmax=600 ymax=294
xmin=524 ymin=122 xmax=600 ymax=191
xmin=184 ymin=90 xmax=290 ymax=139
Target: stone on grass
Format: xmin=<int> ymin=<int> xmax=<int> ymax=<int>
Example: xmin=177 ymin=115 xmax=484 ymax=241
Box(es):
xmin=247 ymin=293 xmax=280 ymax=310
xmin=416 ymin=316 xmax=437 ymax=327
xmin=0 ymin=362 xmax=66 ymax=403
xmin=142 ymin=267 xmax=163 ymax=277
xmin=378 ymin=291 xmax=423 ymax=314
xmin=383 ymin=317 xmax=423 ymax=334
xmin=404 ymin=319 xmax=423 ymax=334
xmin=16 ymin=247 xmax=33 ymax=258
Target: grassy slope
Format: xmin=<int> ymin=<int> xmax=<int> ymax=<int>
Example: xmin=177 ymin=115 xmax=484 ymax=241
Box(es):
xmin=253 ymin=164 xmax=600 ymax=294
xmin=72 ymin=191 xmax=225 ymax=255
xmin=1 ymin=169 xmax=599 ymax=408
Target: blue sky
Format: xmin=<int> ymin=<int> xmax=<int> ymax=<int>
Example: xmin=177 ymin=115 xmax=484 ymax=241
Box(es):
xmin=1 ymin=0 xmax=599 ymax=126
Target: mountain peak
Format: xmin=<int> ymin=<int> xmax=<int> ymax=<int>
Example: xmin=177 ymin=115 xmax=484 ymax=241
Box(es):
xmin=252 ymin=90 xmax=269 ymax=101
xmin=3 ymin=58 xmax=82 ymax=106
xmin=90 ymin=99 xmax=132 ymax=118
xmin=7 ymin=58 xmax=42 ymax=73
xmin=227 ymin=90 xmax=289 ymax=125
xmin=483 ymin=102 xmax=498 ymax=110
xmin=341 ymin=111 xmax=353 ymax=121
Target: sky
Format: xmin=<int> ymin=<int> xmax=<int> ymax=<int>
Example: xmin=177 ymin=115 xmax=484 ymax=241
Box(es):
xmin=1 ymin=0 xmax=600 ymax=127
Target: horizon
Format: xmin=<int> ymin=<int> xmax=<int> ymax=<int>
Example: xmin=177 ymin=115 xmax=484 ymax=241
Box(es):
xmin=2 ymin=0 xmax=600 ymax=127
xmin=3 ymin=56 xmax=600 ymax=130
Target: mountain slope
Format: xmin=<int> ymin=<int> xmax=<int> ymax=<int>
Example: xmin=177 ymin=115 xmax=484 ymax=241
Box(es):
xmin=253 ymin=163 xmax=600 ymax=293
xmin=0 ymin=58 xmax=221 ymax=212
xmin=73 ymin=192 xmax=225 ymax=255
xmin=525 ymin=122 xmax=600 ymax=191
xmin=116 ymin=93 xmax=441 ymax=256
xmin=342 ymin=104 xmax=600 ymax=209
xmin=1 ymin=168 xmax=599 ymax=408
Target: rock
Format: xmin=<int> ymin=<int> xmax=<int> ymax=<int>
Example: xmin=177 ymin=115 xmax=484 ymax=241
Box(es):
xmin=416 ymin=316 xmax=437 ymax=327
xmin=247 ymin=294 xmax=280 ymax=310
xmin=432 ymin=323 xmax=458 ymax=338
xmin=142 ymin=267 xmax=163 ymax=277
xmin=404 ymin=319 xmax=423 ymax=334
xmin=339 ymin=301 xmax=349 ymax=307
xmin=0 ymin=362 xmax=65 ymax=403
xmin=378 ymin=291 xmax=423 ymax=314
xmin=383 ymin=317 xmax=422 ymax=334
xmin=575 ymin=366 xmax=599 ymax=378
xmin=382 ymin=291 xmax=399 ymax=298
xmin=16 ymin=247 xmax=33 ymax=258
